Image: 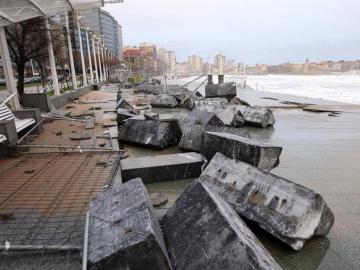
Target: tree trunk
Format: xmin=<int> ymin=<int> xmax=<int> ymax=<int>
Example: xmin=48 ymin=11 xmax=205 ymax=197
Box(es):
xmin=17 ymin=62 xmax=25 ymax=98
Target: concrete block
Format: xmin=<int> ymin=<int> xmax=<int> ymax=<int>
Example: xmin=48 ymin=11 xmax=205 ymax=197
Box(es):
xmin=202 ymin=131 xmax=282 ymax=171
xmin=205 ymin=82 xmax=237 ymax=98
xmin=118 ymin=118 xmax=182 ymax=149
xmin=214 ymin=105 xmax=245 ymax=127
xmin=180 ymin=109 xmax=224 ymax=132
xmin=179 ymin=124 xmax=250 ymax=152
xmin=116 ymin=97 xmax=136 ymax=113
xmin=121 ymin=152 xmax=206 ymax=183
xmin=192 ymin=97 xmax=228 ymax=110
xmin=116 ymin=108 xmax=136 ymax=125
xmin=238 ymin=106 xmax=276 ymax=128
xmin=0 ymin=119 xmax=18 ymax=145
xmin=200 ymin=153 xmax=335 ymax=250
xmin=88 ymin=178 xmax=172 ymax=270
xmin=22 ymin=93 xmax=51 ymax=112
xmin=151 ymin=94 xmax=179 ymax=108
xmin=162 ymin=180 xmax=283 ymax=270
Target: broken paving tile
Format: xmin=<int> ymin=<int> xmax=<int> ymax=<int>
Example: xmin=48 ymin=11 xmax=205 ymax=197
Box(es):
xmin=150 ymin=94 xmax=179 ymax=108
xmin=161 ymin=180 xmax=283 ymax=270
xmin=238 ymin=105 xmax=276 ymax=128
xmin=150 ymin=193 xmax=168 ymax=207
xmin=202 ymin=131 xmax=282 ymax=171
xmin=199 ymin=152 xmax=335 ymax=251
xmin=118 ymin=118 xmax=182 ymax=150
xmin=88 ymin=178 xmax=172 ymax=270
xmin=205 ymin=82 xmax=237 ymax=98
xmin=120 ymin=152 xmax=206 ymax=183
xmin=70 ymin=133 xmax=91 ymax=140
xmin=84 ymin=116 xmax=95 ymax=129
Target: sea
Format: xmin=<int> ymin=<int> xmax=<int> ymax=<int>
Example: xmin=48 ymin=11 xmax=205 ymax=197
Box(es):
xmin=180 ymin=74 xmax=360 ymax=105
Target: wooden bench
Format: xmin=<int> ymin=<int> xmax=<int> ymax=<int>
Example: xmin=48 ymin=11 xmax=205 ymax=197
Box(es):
xmin=0 ymin=104 xmax=35 ymax=133
xmin=0 ymin=134 xmax=6 ymax=144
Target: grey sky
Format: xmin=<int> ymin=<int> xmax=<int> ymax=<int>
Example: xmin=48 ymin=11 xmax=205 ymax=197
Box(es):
xmin=104 ymin=0 xmax=360 ymax=65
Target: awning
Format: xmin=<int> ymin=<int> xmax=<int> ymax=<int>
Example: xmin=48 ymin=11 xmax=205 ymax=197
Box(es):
xmin=0 ymin=0 xmax=123 ymax=27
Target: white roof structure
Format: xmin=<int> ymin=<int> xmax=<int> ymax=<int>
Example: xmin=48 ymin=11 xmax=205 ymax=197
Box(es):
xmin=0 ymin=0 xmax=123 ymax=26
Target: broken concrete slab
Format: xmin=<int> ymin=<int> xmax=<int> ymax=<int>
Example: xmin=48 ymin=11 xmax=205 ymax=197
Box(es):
xmin=179 ymin=124 xmax=250 ymax=152
xmin=118 ymin=118 xmax=182 ymax=149
xmin=150 ymin=192 xmax=168 ymax=207
xmin=70 ymin=133 xmax=91 ymax=140
xmin=238 ymin=106 xmax=276 ymax=128
xmin=150 ymin=94 xmax=179 ymax=108
xmin=214 ymin=106 xmax=245 ymax=127
xmin=192 ymin=97 xmax=228 ymax=110
xmin=116 ymin=108 xmax=136 ymax=125
xmin=199 ymin=152 xmax=335 ymax=251
xmin=120 ymin=152 xmax=206 ymax=183
xmin=161 ymin=180 xmax=283 ymax=270
xmin=205 ymin=82 xmax=237 ymax=98
xmin=202 ymin=131 xmax=282 ymax=171
xmin=180 ymin=109 xmax=225 ymax=132
xmin=116 ymin=97 xmax=136 ymax=113
xmin=88 ymin=178 xmax=172 ymax=270
xmin=134 ymin=83 xmax=163 ymax=95
xmin=84 ymin=116 xmax=95 ymax=129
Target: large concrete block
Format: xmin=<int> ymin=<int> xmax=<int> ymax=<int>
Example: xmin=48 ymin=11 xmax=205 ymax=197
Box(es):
xmin=180 ymin=109 xmax=224 ymax=132
xmin=88 ymin=178 xmax=172 ymax=269
xmin=202 ymin=131 xmax=282 ymax=171
xmin=200 ymin=153 xmax=335 ymax=250
xmin=162 ymin=180 xmax=283 ymax=270
xmin=116 ymin=108 xmax=136 ymax=125
xmin=121 ymin=152 xmax=206 ymax=183
xmin=192 ymin=97 xmax=228 ymax=110
xmin=214 ymin=106 xmax=245 ymax=127
xmin=238 ymin=106 xmax=276 ymax=128
xmin=151 ymin=94 xmax=179 ymax=108
xmin=116 ymin=97 xmax=136 ymax=113
xmin=179 ymin=124 xmax=250 ymax=152
xmin=118 ymin=118 xmax=182 ymax=149
xmin=205 ymin=82 xmax=237 ymax=98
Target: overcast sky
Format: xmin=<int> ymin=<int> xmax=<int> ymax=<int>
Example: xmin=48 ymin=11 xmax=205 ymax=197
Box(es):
xmin=104 ymin=0 xmax=360 ymax=65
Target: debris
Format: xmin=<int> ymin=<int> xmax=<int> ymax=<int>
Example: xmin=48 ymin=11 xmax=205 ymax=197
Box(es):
xmin=134 ymin=83 xmax=163 ymax=95
xmin=239 ymin=106 xmax=276 ymax=128
xmin=150 ymin=94 xmax=179 ymax=108
xmin=116 ymin=97 xmax=136 ymax=113
xmin=70 ymin=133 xmax=92 ymax=141
xmin=98 ymin=142 xmax=106 ymax=147
xmin=118 ymin=118 xmax=182 ymax=150
xmin=88 ymin=178 xmax=172 ymax=270
xmin=192 ymin=97 xmax=228 ymax=110
xmin=213 ymin=105 xmax=245 ymax=127
xmin=55 ymin=131 xmax=63 ymax=136
xmin=150 ymin=193 xmax=168 ymax=207
xmin=66 ymin=105 xmax=76 ymax=109
xmin=144 ymin=113 xmax=160 ymax=121
xmin=71 ymin=111 xmax=95 ymax=118
xmin=84 ymin=116 xmax=95 ymax=129
xmin=205 ymin=82 xmax=237 ymax=98
xmin=89 ymin=106 xmax=102 ymax=111
xmin=180 ymin=109 xmax=224 ymax=132
xmin=200 ymin=152 xmax=335 ymax=250
xmin=161 ymin=180 xmax=283 ymax=270
xmin=120 ymin=152 xmax=206 ymax=183
xmin=0 ymin=212 xmax=14 ymax=220
xmin=24 ymin=169 xmax=35 ymax=174
xmin=202 ymin=132 xmax=282 ymax=171
xmin=117 ymin=108 xmax=136 ymax=125
xmin=179 ymin=124 xmax=250 ymax=152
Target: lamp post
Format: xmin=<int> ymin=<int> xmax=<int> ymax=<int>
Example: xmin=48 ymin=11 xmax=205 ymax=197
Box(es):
xmin=91 ymin=33 xmax=99 ymax=83
xmin=100 ymin=38 xmax=106 ymax=81
xmin=85 ymin=27 xmax=94 ymax=84
xmin=44 ymin=16 xmax=60 ymax=95
xmin=65 ymin=13 xmax=77 ymax=89
xmin=77 ymin=12 xmax=87 ymax=86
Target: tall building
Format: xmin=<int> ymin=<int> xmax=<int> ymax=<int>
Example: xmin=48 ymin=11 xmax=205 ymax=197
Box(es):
xmin=215 ymin=54 xmax=226 ymax=74
xmin=71 ymin=9 xmax=123 ymax=57
xmin=188 ymin=55 xmax=203 ymax=74
xmin=139 ymin=42 xmax=157 ymax=74
xmin=156 ymin=47 xmax=176 ymax=74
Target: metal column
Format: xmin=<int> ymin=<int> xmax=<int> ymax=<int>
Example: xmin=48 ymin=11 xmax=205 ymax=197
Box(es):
xmin=91 ymin=34 xmax=99 ymax=83
xmin=85 ymin=29 xmax=94 ymax=84
xmin=77 ymin=12 xmax=87 ymax=86
xmin=100 ymin=41 xmax=106 ymax=81
xmin=44 ymin=17 xmax=60 ymax=95
xmin=97 ymin=41 xmax=103 ymax=81
xmin=0 ymin=26 xmax=20 ymax=109
xmin=65 ymin=13 xmax=77 ymax=90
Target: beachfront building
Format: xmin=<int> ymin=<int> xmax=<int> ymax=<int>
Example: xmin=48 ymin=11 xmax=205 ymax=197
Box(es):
xmin=215 ymin=53 xmax=226 ymax=74
xmin=188 ymin=55 xmax=203 ymax=74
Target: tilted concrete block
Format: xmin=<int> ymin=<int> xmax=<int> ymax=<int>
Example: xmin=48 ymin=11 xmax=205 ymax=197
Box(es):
xmin=151 ymin=94 xmax=179 ymax=108
xmin=116 ymin=97 xmax=136 ymax=113
xmin=116 ymin=108 xmax=136 ymax=125
xmin=200 ymin=153 xmax=335 ymax=250
xmin=179 ymin=124 xmax=250 ymax=152
xmin=180 ymin=109 xmax=224 ymax=133
xmin=118 ymin=118 xmax=182 ymax=149
xmin=214 ymin=106 xmax=245 ymax=127
xmin=202 ymin=131 xmax=282 ymax=171
xmin=121 ymin=152 xmax=206 ymax=183
xmin=192 ymin=97 xmax=228 ymax=110
xmin=162 ymin=180 xmax=283 ymax=270
xmin=88 ymin=178 xmax=172 ymax=270
xmin=205 ymin=82 xmax=237 ymax=98
xmin=238 ymin=105 xmax=276 ymax=128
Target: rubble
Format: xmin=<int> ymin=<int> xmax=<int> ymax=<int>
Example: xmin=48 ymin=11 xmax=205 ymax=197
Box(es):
xmin=161 ymin=180 xmax=283 ymax=270
xmin=116 ymin=96 xmax=136 ymax=113
xmin=192 ymin=97 xmax=228 ymax=110
xmin=150 ymin=94 xmax=179 ymax=108
xmin=70 ymin=133 xmax=91 ymax=140
xmin=239 ymin=106 xmax=276 ymax=128
xmin=179 ymin=124 xmax=250 ymax=152
xmin=202 ymin=131 xmax=282 ymax=171
xmin=205 ymin=82 xmax=237 ymax=98
xmin=214 ymin=105 xmax=245 ymax=127
xmin=180 ymin=109 xmax=225 ymax=132
xmin=150 ymin=192 xmax=168 ymax=207
xmin=120 ymin=152 xmax=206 ymax=183
xmin=118 ymin=118 xmax=182 ymax=149
xmin=134 ymin=83 xmax=163 ymax=95
xmin=88 ymin=178 xmax=172 ymax=270
xmin=199 ymin=153 xmax=335 ymax=250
